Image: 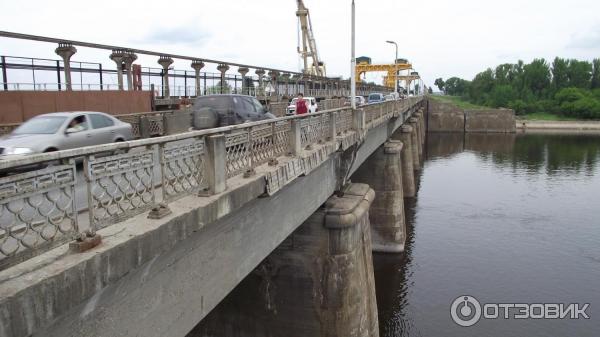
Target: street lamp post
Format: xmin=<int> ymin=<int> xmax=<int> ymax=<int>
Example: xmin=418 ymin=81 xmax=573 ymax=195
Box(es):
xmin=350 ymin=0 xmax=356 ymax=109
xmin=386 ymin=40 xmax=398 ymax=94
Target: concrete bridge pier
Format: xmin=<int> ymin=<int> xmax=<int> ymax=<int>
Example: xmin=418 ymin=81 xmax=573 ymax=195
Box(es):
xmin=407 ymin=117 xmax=422 ymax=170
xmin=352 ymin=140 xmax=407 ymax=253
xmin=189 ymin=183 xmax=379 ymax=337
xmin=412 ymin=115 xmax=424 ymax=162
xmin=416 ymin=108 xmax=426 ymax=147
xmin=392 ymin=125 xmax=416 ymax=198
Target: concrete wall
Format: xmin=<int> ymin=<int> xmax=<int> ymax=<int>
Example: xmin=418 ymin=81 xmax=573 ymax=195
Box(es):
xmin=427 ymin=98 xmax=516 ymax=133
xmin=0 ymin=91 xmax=153 ymax=123
xmin=426 ymin=98 xmax=465 ymax=132
xmin=465 ymin=109 xmax=516 ymax=133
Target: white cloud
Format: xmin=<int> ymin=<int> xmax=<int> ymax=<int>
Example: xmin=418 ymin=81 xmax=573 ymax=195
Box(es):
xmin=568 ymin=25 xmax=600 ymax=50
xmin=1 ymin=0 xmax=600 ymax=87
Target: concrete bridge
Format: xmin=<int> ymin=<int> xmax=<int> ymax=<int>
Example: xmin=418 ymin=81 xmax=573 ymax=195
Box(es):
xmin=0 ymin=91 xmax=428 ymax=336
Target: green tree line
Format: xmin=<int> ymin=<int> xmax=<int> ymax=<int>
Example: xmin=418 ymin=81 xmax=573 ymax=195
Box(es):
xmin=434 ymin=58 xmax=600 ymax=119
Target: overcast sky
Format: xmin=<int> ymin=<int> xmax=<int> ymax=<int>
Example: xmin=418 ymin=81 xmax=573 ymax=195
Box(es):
xmin=1 ymin=0 xmax=600 ymax=88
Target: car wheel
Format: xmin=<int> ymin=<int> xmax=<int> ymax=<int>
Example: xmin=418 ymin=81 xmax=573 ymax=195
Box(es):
xmin=112 ymin=138 xmax=129 ymax=156
xmin=42 ymin=148 xmax=61 ymax=168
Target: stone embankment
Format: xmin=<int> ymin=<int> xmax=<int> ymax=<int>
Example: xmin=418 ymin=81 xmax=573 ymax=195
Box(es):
xmin=516 ymin=120 xmax=600 ymax=132
xmin=427 ymin=98 xmax=516 ymax=133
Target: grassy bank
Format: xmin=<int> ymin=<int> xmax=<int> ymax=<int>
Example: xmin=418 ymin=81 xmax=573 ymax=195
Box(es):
xmin=430 ymin=95 xmax=588 ymax=121
xmin=428 ymin=95 xmax=485 ymax=109
xmin=518 ymin=112 xmax=579 ymax=121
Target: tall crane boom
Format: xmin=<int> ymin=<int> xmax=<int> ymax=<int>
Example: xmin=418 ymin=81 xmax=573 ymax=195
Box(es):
xmin=296 ymin=0 xmax=326 ymax=77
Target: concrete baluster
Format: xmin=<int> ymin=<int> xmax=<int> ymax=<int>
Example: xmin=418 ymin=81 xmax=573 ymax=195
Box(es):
xmin=109 ymin=49 xmax=126 ymax=91
xmin=158 ymin=56 xmax=174 ymax=98
xmin=217 ymin=64 xmax=230 ymax=94
xmin=268 ymin=70 xmax=279 ymax=98
xmin=255 ymin=69 xmax=265 ymax=96
xmin=237 ymin=67 xmax=249 ymax=95
xmin=191 ymin=59 xmax=205 ymax=96
xmin=122 ymin=51 xmax=137 ymax=91
xmin=55 ymin=42 xmax=77 ymax=91
xmin=282 ymin=73 xmax=291 ymax=97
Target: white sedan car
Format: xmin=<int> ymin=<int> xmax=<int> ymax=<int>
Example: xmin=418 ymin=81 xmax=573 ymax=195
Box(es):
xmin=286 ymin=97 xmax=318 ymax=115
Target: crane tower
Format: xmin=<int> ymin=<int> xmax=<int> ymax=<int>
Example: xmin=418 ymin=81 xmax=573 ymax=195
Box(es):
xmin=296 ymin=0 xmax=326 ymax=77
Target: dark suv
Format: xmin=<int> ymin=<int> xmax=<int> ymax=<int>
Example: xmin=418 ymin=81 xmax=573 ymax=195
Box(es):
xmin=192 ymin=95 xmax=276 ymax=129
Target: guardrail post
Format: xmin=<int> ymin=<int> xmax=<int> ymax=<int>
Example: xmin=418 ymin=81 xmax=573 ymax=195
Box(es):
xmin=289 ymin=119 xmax=302 ymax=156
xmin=329 ymin=111 xmax=337 ymax=141
xmin=205 ymin=134 xmax=227 ymax=194
xmin=244 ymin=127 xmax=256 ymax=178
xmin=140 ymin=116 xmax=151 ymax=138
xmin=353 ymin=108 xmax=365 ymax=133
xmin=269 ymin=122 xmax=279 ymax=166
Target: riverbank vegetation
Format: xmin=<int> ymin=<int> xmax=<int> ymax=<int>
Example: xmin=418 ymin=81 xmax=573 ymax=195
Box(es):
xmin=434 ymin=58 xmax=600 ymax=119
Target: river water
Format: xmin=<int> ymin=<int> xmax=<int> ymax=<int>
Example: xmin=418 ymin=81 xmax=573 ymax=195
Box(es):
xmin=374 ymin=132 xmax=600 ymax=337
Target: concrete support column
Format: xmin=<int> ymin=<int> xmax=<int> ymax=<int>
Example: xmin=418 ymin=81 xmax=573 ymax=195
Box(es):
xmin=282 ymin=73 xmax=290 ymax=97
xmin=217 ymin=64 xmax=230 ymax=94
xmin=392 ymin=125 xmax=416 ymax=197
xmin=191 ymin=60 xmax=205 ymax=96
xmin=415 ymin=113 xmax=424 ymax=158
xmin=420 ymin=109 xmax=426 ymax=144
xmin=110 ymin=49 xmax=126 ymax=91
xmin=237 ymin=67 xmax=249 ymax=95
xmin=158 ymin=56 xmax=174 ymax=98
xmin=55 ymin=43 xmax=77 ymax=91
xmin=407 ymin=117 xmax=421 ymax=170
xmin=415 ymin=109 xmax=425 ymax=147
xmin=352 ymin=141 xmax=407 ymax=253
xmin=410 ymin=115 xmax=423 ymax=162
xmin=268 ymin=70 xmax=279 ymax=98
xmin=255 ymin=69 xmax=265 ymax=96
xmin=122 ymin=51 xmax=137 ymax=91
xmin=190 ymin=183 xmax=379 ymax=337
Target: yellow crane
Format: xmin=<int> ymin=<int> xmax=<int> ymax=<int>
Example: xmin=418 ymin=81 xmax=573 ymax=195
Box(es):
xmin=355 ymin=57 xmax=413 ymax=88
xmin=296 ymin=0 xmax=326 ymax=76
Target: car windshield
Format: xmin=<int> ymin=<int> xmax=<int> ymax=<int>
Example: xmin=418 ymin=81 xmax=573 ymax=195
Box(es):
xmin=369 ymin=94 xmax=380 ymax=100
xmin=13 ymin=116 xmax=67 ymax=135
